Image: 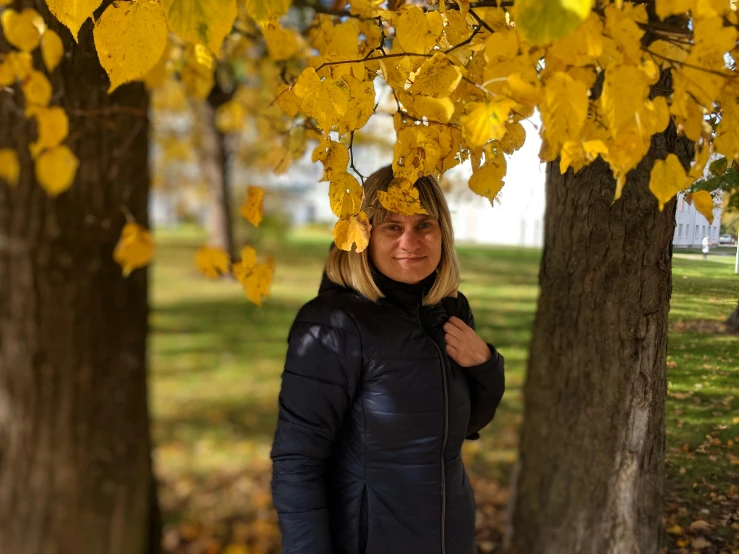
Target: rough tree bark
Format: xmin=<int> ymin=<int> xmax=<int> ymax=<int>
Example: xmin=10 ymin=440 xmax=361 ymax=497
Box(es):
xmin=0 ymin=2 xmax=158 ymax=554
xmin=509 ymin=125 xmax=692 ymax=553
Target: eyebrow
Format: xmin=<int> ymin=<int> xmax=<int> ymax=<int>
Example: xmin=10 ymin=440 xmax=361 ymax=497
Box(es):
xmin=384 ymin=216 xmax=434 ymax=224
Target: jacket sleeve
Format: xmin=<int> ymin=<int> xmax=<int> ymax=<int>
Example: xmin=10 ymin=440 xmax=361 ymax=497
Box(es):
xmin=270 ymin=302 xmax=362 ymax=554
xmin=458 ymin=293 xmax=505 ymax=440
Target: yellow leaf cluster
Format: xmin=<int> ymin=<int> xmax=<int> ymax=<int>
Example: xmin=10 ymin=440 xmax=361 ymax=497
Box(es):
xmin=334 ymin=211 xmax=372 ymax=253
xmin=1 ymin=8 xmax=42 ymax=52
xmin=194 ymin=246 xmax=231 ymax=279
xmin=34 ymin=145 xmax=79 ymax=196
xmin=240 ymin=186 xmax=264 ymax=227
xmin=377 ymin=178 xmax=429 ymax=217
xmin=329 ymin=172 xmax=363 ymax=218
xmin=113 ymin=222 xmax=155 ymax=277
xmin=0 ymin=148 xmax=20 ymax=187
xmin=233 ymin=246 xmax=274 ymax=306
xmin=93 ymin=0 xmax=168 ymax=93
xmin=162 ymin=0 xmax=237 ymax=55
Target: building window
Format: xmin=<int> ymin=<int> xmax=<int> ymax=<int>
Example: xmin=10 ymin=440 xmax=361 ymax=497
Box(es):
xmin=695 ymin=225 xmax=699 ymax=238
xmin=702 ymin=225 xmax=706 ymax=238
xmin=678 ymin=224 xmax=683 ymax=237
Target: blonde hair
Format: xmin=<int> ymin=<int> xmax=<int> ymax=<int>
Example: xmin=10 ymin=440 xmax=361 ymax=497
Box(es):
xmin=325 ymin=166 xmax=460 ymax=305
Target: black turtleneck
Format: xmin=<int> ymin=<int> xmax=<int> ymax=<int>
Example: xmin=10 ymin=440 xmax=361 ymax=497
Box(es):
xmin=370 ymin=261 xmax=438 ymax=311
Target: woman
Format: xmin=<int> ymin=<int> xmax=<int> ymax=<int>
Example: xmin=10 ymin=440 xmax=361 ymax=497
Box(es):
xmin=270 ymin=166 xmax=505 ymax=554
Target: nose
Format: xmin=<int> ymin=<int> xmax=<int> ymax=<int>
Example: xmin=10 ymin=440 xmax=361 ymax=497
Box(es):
xmin=398 ymin=229 xmax=422 ymax=252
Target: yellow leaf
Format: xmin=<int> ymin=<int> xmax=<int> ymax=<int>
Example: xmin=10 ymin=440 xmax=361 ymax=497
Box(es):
xmin=500 ymin=122 xmax=526 ymax=155
xmin=484 ymin=29 xmax=520 ymax=64
xmin=30 ymin=106 xmax=69 ymax=157
xmin=215 ymin=100 xmax=246 ymax=133
xmin=393 ymin=125 xmax=442 ymax=183
xmin=469 ymin=150 xmax=506 ymax=204
xmin=41 ymin=30 xmax=64 ymax=72
xmin=0 ymin=148 xmax=20 ymax=187
xmin=507 ymin=69 xmax=542 ymax=107
xmin=113 ymin=222 xmax=155 ymax=277
xmin=399 ymin=92 xmax=456 ymax=125
xmin=233 ymin=246 xmax=273 ymax=306
xmin=162 ymin=0 xmax=237 ymax=55
xmin=181 ymin=44 xmax=215 ymax=100
xmin=2 ymin=8 xmax=42 ymax=52
xmin=601 ymin=64 xmax=651 ymax=134
xmin=93 ymin=0 xmax=168 ymax=93
xmin=377 ymin=177 xmax=429 ymax=217
xmin=547 ymin=13 xmax=603 ymax=68
xmin=409 ymin=52 xmax=463 ymax=98
xmin=1 ymin=52 xmax=33 ymax=84
xmin=666 ymin=524 xmax=684 ymax=535
xmin=34 ymin=144 xmax=79 ymax=196
xmin=692 ymin=190 xmax=716 ymax=224
xmin=715 ymin=85 xmax=739 ymax=161
xmin=333 ymin=211 xmax=371 ymax=253
xmin=688 ymin=142 xmax=711 ymax=181
xmin=461 ymin=98 xmax=517 ymax=151
xmin=349 ymin=0 xmax=383 ymax=18
xmin=46 ymin=0 xmax=103 ymax=41
xmin=395 ymin=5 xmax=443 ymax=54
xmin=515 ymin=0 xmax=594 ymax=45
xmin=539 ymin=72 xmax=589 ymax=155
xmin=312 ymin=139 xmax=349 ymax=182
xmin=143 ymin=44 xmax=172 ymax=90
xmin=243 ymin=0 xmax=291 ymax=23
xmin=194 ymin=245 xmax=230 ymax=279
xmin=293 ymin=67 xmax=350 ymax=132
xmin=276 ymin=84 xmax=301 ymax=117
xmin=336 ymin=75 xmax=375 ymax=135
xmin=22 ymin=70 xmax=52 ymax=112
xmin=222 ymin=544 xmax=251 ymax=554
xmin=261 ymin=21 xmax=299 ymax=61
xmin=329 ymin=172 xmax=363 ymax=218
xmin=649 ymin=154 xmax=688 ymax=211
xmin=240 ymin=186 xmax=264 ymax=227
xmin=560 ymin=139 xmax=607 ymax=174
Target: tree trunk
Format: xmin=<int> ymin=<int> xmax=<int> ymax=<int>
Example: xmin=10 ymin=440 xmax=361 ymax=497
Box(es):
xmin=198 ymin=101 xmax=235 ymax=261
xmin=726 ymin=299 xmax=739 ymax=332
xmin=510 ymin=126 xmax=692 ymax=553
xmin=0 ymin=3 xmax=157 ymax=554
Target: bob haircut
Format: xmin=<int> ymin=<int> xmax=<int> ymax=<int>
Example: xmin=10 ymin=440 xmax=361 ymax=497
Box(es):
xmin=325 ymin=165 xmax=460 ymax=305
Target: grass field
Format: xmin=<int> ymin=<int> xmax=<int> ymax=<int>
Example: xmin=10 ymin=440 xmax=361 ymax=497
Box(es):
xmin=151 ymin=225 xmax=738 ymax=553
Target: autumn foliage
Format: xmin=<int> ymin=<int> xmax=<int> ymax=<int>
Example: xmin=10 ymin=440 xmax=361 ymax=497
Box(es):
xmin=1 ymin=0 xmax=737 ymax=303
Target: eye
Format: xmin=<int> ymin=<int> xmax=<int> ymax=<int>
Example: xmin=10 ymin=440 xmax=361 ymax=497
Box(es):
xmin=418 ymin=221 xmax=433 ymax=229
xmin=386 ymin=224 xmax=401 ymax=231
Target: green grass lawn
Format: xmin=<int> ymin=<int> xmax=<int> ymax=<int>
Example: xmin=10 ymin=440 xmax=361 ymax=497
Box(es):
xmin=151 ymin=225 xmax=738 ymax=553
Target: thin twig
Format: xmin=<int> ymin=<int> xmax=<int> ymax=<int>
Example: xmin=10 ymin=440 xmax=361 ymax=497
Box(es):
xmin=468 ymin=9 xmax=495 ymax=34
xmin=349 ymin=131 xmax=366 ymax=185
xmin=316 ymin=51 xmax=435 ymax=72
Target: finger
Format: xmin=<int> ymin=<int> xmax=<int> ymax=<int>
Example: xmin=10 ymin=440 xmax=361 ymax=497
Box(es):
xmin=444 ymin=333 xmax=460 ymax=347
xmin=445 ymin=343 xmax=458 ymax=358
xmin=443 ymin=323 xmax=464 ymax=340
xmin=447 ymin=316 xmax=469 ymax=331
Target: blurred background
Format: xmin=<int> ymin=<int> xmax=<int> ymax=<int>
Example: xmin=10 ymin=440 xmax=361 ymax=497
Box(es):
xmin=146 ymin=83 xmax=739 ymax=553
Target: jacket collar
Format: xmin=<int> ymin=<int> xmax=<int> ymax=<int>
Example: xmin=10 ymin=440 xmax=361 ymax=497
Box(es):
xmin=371 ymin=261 xmax=437 ymax=310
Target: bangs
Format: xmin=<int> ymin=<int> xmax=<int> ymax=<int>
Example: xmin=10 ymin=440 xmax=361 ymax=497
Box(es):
xmin=369 ymin=176 xmax=442 ymax=225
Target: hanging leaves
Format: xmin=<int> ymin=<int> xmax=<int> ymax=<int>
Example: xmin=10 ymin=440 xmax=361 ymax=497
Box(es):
xmin=649 ymin=154 xmax=689 ymax=211
xmin=41 ymin=30 xmax=64 ymax=72
xmin=334 ymin=211 xmax=372 ymax=253
xmin=240 ymin=186 xmax=265 ymax=227
xmin=232 ymin=246 xmax=274 ymax=306
xmin=113 ymin=222 xmax=155 ymax=277
xmin=162 ymin=0 xmax=237 ymax=55
xmin=0 ymin=149 xmax=20 ymax=187
xmin=329 ymin=172 xmax=363 ymax=218
xmin=194 ymin=246 xmax=231 ymax=279
xmin=34 ymin=145 xmax=79 ymax=196
xmin=1 ymin=8 xmax=42 ymax=52
xmin=692 ymin=190 xmax=716 ymax=225
xmin=46 ymin=0 xmax=103 ymax=41
xmin=93 ymin=0 xmax=168 ymax=92
xmin=377 ymin=178 xmax=428 ymax=216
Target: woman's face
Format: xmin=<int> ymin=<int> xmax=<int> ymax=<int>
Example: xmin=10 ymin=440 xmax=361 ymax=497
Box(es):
xmin=369 ymin=213 xmax=443 ymax=284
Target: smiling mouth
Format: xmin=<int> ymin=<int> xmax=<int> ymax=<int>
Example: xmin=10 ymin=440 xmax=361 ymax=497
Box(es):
xmin=396 ymin=256 xmax=426 ymax=262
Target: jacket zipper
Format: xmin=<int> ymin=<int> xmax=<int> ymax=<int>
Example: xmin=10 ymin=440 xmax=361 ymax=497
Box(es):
xmin=417 ymin=302 xmax=448 ymax=554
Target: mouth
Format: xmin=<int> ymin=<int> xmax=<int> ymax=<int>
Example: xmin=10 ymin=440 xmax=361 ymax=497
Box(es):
xmin=395 ymin=256 xmax=427 ymax=263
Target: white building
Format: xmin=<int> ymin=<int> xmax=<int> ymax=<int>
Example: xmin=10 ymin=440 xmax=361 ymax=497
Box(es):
xmin=672 ymin=192 xmax=723 ymax=248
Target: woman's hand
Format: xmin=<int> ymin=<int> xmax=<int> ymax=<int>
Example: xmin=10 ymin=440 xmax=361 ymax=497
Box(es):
xmin=443 ymin=316 xmax=492 ymax=368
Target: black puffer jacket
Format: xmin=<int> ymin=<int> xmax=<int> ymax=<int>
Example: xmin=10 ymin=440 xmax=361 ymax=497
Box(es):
xmin=271 ymin=266 xmax=505 ymax=554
